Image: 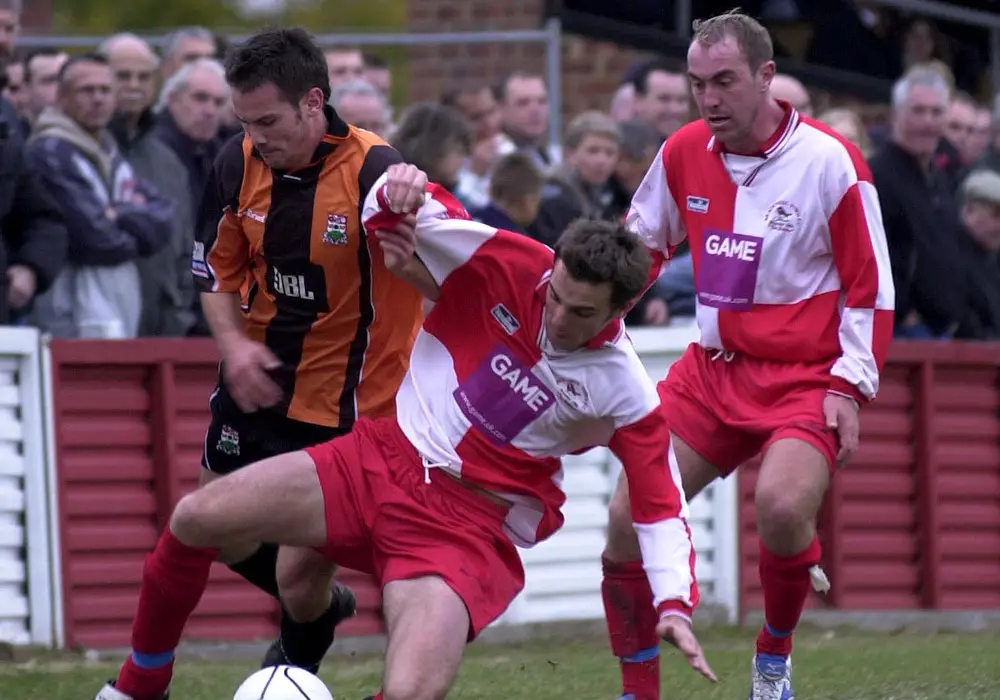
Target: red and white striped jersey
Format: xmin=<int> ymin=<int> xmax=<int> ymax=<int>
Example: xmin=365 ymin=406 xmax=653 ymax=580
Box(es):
xmin=627 ymin=104 xmax=895 ymax=403
xmin=362 ymin=176 xmax=699 ymax=617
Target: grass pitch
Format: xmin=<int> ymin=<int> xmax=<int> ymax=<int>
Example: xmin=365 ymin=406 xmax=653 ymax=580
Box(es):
xmin=1 ymin=626 xmax=998 ymax=699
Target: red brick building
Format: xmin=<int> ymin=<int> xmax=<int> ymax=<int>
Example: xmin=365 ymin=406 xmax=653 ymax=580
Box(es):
xmin=406 ymin=0 xmax=645 ymax=120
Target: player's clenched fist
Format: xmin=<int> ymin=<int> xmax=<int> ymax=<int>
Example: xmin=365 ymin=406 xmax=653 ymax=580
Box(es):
xmin=383 ymin=163 xmax=429 ymax=213
xmin=221 ymin=338 xmax=283 ymax=413
xmin=657 ymin=614 xmax=718 ymax=682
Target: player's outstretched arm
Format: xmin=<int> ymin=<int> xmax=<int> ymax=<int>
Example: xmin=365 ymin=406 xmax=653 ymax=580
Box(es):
xmin=605 ymin=365 xmax=716 ymax=682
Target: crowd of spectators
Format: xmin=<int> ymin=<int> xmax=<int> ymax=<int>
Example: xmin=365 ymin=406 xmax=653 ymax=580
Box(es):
xmin=0 ymin=1 xmax=997 ymax=338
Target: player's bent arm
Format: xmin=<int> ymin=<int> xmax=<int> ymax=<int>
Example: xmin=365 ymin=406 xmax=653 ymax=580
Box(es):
xmin=625 ymin=138 xmax=687 ymax=280
xmin=191 ymin=135 xmax=251 ymax=354
xmin=200 ymin=292 xmax=247 ymax=355
xmin=391 ymin=255 xmax=441 ymax=301
xmin=362 ymin=173 xmax=526 ymax=289
xmin=608 ymin=409 xmax=699 ymax=620
xmin=826 ymin=145 xmax=896 ymax=403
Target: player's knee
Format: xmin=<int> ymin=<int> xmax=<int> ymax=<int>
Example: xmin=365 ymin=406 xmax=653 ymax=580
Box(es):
xmin=604 ymin=484 xmax=641 ymax=561
xmin=169 ymin=491 xmax=218 ymax=546
xmin=755 ymin=486 xmax=812 ymax=547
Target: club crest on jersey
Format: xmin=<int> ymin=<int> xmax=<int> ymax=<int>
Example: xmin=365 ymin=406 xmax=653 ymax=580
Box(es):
xmin=765 ymin=200 xmax=801 ymax=233
xmin=216 ymin=425 xmax=240 ymax=456
xmin=686 ymin=195 xmax=709 ymax=213
xmin=555 ymin=375 xmax=591 ymax=412
xmin=491 ymin=303 xmax=520 ymax=335
xmin=323 ymin=213 xmax=349 ymax=245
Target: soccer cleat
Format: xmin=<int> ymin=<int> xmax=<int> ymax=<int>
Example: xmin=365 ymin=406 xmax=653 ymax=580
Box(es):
xmin=94 ymin=681 xmax=169 ymax=700
xmin=260 ymin=581 xmax=358 ymax=673
xmin=749 ymin=654 xmax=794 ymax=700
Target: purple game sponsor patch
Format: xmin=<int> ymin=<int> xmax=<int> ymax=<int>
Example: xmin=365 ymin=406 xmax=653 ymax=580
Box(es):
xmin=696 ymin=229 xmax=763 ymax=311
xmin=454 ymin=345 xmax=555 ymax=445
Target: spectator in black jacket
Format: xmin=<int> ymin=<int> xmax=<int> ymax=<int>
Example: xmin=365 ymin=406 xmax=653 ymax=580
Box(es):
xmin=869 ymin=67 xmax=968 ymax=338
xmin=0 ymin=96 xmax=68 ymax=326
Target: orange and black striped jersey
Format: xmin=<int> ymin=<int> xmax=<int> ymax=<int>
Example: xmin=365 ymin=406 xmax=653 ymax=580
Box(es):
xmin=192 ymin=108 xmax=422 ymax=429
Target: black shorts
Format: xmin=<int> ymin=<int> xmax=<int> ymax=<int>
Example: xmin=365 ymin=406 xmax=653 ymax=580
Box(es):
xmin=202 ymin=386 xmax=347 ymax=475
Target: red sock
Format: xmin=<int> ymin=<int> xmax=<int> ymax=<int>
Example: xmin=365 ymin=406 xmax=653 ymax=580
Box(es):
xmin=115 ymin=528 xmax=218 ymax=699
xmin=755 ymin=537 xmax=822 ymax=657
xmin=601 ymin=557 xmax=660 ymax=700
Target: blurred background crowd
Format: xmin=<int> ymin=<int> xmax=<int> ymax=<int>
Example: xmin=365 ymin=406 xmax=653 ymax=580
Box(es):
xmin=1 ymin=0 xmax=999 ymax=340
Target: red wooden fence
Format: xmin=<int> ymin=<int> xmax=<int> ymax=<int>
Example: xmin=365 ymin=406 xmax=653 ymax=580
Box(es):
xmin=50 ymin=340 xmax=382 ymax=649
xmin=738 ymin=342 xmax=1000 ymax=616
xmin=50 ymin=339 xmax=1000 ymax=648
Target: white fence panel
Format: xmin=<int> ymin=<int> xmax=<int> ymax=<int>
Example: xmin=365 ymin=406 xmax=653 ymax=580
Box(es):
xmin=499 ymin=325 xmax=739 ymax=626
xmin=0 ymin=327 xmax=57 ymax=645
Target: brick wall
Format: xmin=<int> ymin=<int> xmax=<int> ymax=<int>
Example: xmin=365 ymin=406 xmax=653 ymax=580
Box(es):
xmin=19 ymin=0 xmax=51 ymax=31
xmin=406 ymin=0 xmax=646 ymax=122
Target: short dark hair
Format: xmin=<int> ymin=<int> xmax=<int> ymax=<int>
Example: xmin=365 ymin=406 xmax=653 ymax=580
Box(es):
xmin=440 ymin=82 xmax=486 ymax=109
xmin=630 ymin=58 xmax=680 ymax=96
xmin=489 ymin=152 xmax=543 ymax=204
xmin=57 ymin=52 xmax=108 ymax=88
xmin=554 ymin=220 xmax=651 ymax=310
xmin=392 ymin=102 xmax=473 ymax=179
xmin=23 ymin=47 xmax=63 ymax=83
xmin=362 ymin=52 xmax=388 ymax=69
xmin=494 ymin=71 xmax=544 ymax=103
xmin=224 ymin=27 xmax=331 ymax=104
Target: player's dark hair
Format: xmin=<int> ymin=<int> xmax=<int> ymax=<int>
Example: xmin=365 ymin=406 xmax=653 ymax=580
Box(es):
xmin=224 ymin=27 xmax=331 ymax=105
xmin=554 ymin=220 xmax=651 ymax=310
xmin=57 ymin=52 xmax=108 ymax=88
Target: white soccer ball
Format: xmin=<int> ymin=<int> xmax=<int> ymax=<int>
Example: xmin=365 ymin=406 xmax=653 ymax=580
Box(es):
xmin=233 ymin=665 xmax=334 ymax=700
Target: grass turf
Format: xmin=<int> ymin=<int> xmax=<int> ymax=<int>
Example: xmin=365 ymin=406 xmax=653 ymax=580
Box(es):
xmin=2 ymin=626 xmax=998 ymax=699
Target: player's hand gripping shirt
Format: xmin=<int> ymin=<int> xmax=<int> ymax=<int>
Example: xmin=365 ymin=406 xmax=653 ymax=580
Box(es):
xmin=627 ymin=104 xmax=895 ymax=404
xmin=362 ymin=178 xmax=699 ymax=618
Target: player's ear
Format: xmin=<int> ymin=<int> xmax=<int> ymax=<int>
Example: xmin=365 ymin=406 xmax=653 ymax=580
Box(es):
xmin=759 ymin=60 xmax=776 ymax=92
xmin=305 ymin=86 xmax=326 ymax=114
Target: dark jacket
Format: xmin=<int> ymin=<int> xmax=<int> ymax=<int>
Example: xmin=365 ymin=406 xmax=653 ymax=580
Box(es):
xmin=954 ymin=229 xmax=1000 ymax=339
xmin=470 ymin=202 xmax=527 ymax=235
xmin=529 ymin=163 xmax=617 ymax=248
xmin=869 ymin=140 xmax=969 ymax=335
xmin=0 ymin=97 xmax=68 ymax=324
xmin=26 ymin=107 xmax=174 ymax=337
xmin=110 ymin=109 xmax=196 ymax=337
xmin=154 ymin=109 xmax=222 ymax=216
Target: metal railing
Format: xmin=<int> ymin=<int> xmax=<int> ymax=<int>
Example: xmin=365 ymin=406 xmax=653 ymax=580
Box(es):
xmin=18 ymin=19 xmax=565 ymax=147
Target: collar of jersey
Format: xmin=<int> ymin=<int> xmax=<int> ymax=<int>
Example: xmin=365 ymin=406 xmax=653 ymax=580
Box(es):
xmin=709 ymin=99 xmax=798 ymax=157
xmin=534 ymin=270 xmax=623 ymax=351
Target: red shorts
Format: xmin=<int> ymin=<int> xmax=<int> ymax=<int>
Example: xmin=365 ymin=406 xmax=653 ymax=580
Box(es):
xmin=658 ymin=344 xmax=839 ymax=474
xmin=304 ymin=417 xmax=523 ymax=640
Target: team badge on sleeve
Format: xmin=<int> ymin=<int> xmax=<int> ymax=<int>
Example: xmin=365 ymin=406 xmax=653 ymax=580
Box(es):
xmin=323 ymin=213 xmax=349 ymax=245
